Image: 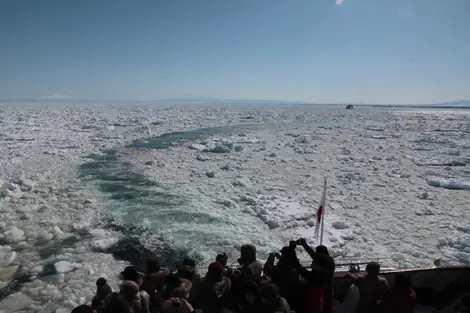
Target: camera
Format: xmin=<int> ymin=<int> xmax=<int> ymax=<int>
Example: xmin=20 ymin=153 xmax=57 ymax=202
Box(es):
xmin=289 ymin=240 xmax=297 ymax=249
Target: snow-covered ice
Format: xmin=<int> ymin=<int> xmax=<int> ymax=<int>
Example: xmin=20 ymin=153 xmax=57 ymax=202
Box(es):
xmin=0 ymin=103 xmax=469 ymax=311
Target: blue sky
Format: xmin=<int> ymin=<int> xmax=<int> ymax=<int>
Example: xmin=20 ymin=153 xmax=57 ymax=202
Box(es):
xmin=1 ymin=0 xmax=469 ymax=104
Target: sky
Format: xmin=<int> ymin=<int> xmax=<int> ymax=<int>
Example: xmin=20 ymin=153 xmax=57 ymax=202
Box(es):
xmin=0 ymin=0 xmax=469 ymax=104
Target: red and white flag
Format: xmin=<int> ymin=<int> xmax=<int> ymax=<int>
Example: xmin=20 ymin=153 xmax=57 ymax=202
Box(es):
xmin=314 ymin=177 xmax=327 ymax=242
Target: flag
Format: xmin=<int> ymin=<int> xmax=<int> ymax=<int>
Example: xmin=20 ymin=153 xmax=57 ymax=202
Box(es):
xmin=314 ymin=177 xmax=327 ymax=242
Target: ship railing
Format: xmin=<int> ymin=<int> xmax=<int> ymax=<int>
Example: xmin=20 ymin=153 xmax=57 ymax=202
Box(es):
xmin=193 ymin=257 xmax=419 ymax=276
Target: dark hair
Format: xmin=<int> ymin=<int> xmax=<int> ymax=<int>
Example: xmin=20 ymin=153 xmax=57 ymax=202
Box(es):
xmin=121 ymin=266 xmax=139 ymax=283
xmin=259 ymin=283 xmax=280 ymax=302
xmin=394 ymin=274 xmax=411 ymax=288
xmin=315 ymin=245 xmax=329 ymax=255
xmin=146 ymin=257 xmax=161 ymax=274
xmin=96 ymin=277 xmax=107 ymax=287
xmin=177 ymin=265 xmax=195 ymax=280
xmin=164 ymin=273 xmax=182 ymax=291
xmin=207 ymin=261 xmax=224 ymax=281
xmin=71 ymin=304 xmax=93 ymax=313
xmin=366 ymin=261 xmax=380 ymax=276
xmin=105 ymin=293 xmax=130 ymax=313
xmin=182 ymin=258 xmax=196 ymax=268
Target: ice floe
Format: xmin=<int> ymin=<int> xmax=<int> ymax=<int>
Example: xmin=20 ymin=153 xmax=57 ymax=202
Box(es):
xmin=0 ymin=103 xmax=469 ymax=311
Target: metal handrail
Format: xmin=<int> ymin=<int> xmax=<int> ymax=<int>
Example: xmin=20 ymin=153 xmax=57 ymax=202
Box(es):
xmin=301 ymin=257 xmax=419 ymax=269
xmin=194 ymin=256 xmax=419 ymax=275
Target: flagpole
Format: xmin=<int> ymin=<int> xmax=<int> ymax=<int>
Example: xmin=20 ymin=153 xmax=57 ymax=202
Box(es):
xmin=320 ymin=177 xmax=327 ymax=245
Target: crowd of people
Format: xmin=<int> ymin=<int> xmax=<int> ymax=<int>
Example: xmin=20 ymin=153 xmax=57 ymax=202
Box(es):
xmin=69 ymin=238 xmax=468 ymax=313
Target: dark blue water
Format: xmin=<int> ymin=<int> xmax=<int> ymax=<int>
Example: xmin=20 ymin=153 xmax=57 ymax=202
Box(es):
xmin=78 ymin=126 xmax=235 ymax=270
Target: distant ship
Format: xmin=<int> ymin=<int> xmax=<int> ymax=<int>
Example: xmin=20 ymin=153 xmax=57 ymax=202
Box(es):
xmin=346 ymin=104 xmax=354 ymax=109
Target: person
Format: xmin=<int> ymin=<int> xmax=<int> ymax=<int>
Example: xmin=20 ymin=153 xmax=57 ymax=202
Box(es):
xmin=121 ymin=266 xmax=151 ymax=313
xmin=239 ymin=280 xmax=261 ymax=313
xmin=347 ymin=261 xmax=389 ymax=313
xmin=238 ymin=244 xmax=263 ymax=280
xmin=122 ymin=266 xmax=142 ymax=284
xmin=143 ymin=271 xmax=169 ymax=313
xmin=164 ymin=273 xmax=183 ymax=299
xmin=118 ymin=280 xmax=150 ymax=313
xmin=259 ymin=283 xmax=291 ymax=313
xmin=177 ymin=265 xmax=197 ymax=281
xmin=192 ymin=261 xmax=234 ymax=313
xmin=378 ymin=273 xmax=415 ymax=313
xmin=284 ymin=242 xmax=327 ymax=313
xmin=71 ymin=305 xmax=94 ymax=313
xmin=216 ymin=253 xmax=228 ymax=268
xmin=263 ymin=246 xmax=300 ymax=310
xmin=91 ymin=277 xmax=113 ymax=312
xmin=298 ymin=239 xmax=335 ymax=313
xmin=103 ymin=291 xmax=134 ymax=313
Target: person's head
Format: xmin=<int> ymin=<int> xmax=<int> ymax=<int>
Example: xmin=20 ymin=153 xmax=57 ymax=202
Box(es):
xmin=121 ymin=266 xmax=139 ymax=283
xmin=146 ymin=257 xmax=161 ymax=275
xmin=279 ymin=247 xmax=290 ymax=260
xmin=394 ymin=274 xmax=411 ymax=289
xmin=105 ymin=292 xmax=131 ymax=313
xmin=165 ymin=273 xmax=182 ymax=292
xmin=243 ymin=280 xmax=259 ymax=305
xmin=315 ymin=245 xmax=329 ymax=255
xmin=461 ymin=293 xmax=470 ymax=311
xmin=366 ymin=261 xmax=380 ymax=277
xmin=149 ymin=269 xmax=169 ymax=291
xmin=182 ymin=258 xmax=196 ymax=269
xmin=240 ymin=244 xmax=257 ymax=264
xmin=171 ymin=286 xmax=190 ymax=299
xmin=311 ymin=253 xmax=329 ymax=270
xmin=119 ymin=280 xmax=139 ymax=299
xmin=96 ymin=277 xmax=108 ymax=288
xmin=216 ymin=253 xmax=228 ymax=267
xmin=71 ymin=305 xmax=93 ymax=313
xmin=96 ymin=280 xmax=112 ymax=300
xmin=259 ymin=283 xmax=280 ymax=305
xmin=177 ymin=265 xmax=195 ymax=281
xmin=207 ymin=261 xmax=224 ymax=281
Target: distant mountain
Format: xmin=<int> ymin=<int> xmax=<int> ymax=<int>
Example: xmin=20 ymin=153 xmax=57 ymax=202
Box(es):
xmin=433 ymin=100 xmax=470 ymax=107
xmin=37 ymin=93 xmax=76 ymax=100
xmin=157 ymin=97 xmax=304 ymax=104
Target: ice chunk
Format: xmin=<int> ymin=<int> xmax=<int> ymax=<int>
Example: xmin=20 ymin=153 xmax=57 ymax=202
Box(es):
xmin=90 ymin=238 xmax=119 ymax=251
xmin=19 ymin=178 xmax=35 ymax=191
xmin=427 ymin=177 xmax=470 ymax=190
xmin=0 ymin=247 xmax=16 ymax=267
xmin=51 ymin=225 xmax=65 ymax=239
xmin=331 ymin=221 xmax=349 ymax=230
xmin=89 ymin=229 xmax=107 ymax=237
xmin=205 ymin=171 xmax=216 ymax=178
xmin=36 ymin=232 xmax=54 ymax=245
xmin=54 ymin=261 xmax=77 ymax=274
xmin=196 ymin=154 xmax=210 ymax=161
xmin=232 ymin=178 xmax=248 ymax=187
xmin=5 ymin=227 xmax=25 ymax=243
xmin=189 ymin=143 xmax=207 ymax=151
xmin=0 ymin=266 xmax=18 ymax=282
xmin=0 ymin=292 xmax=32 ymax=312
xmin=211 ymin=144 xmax=231 ymax=153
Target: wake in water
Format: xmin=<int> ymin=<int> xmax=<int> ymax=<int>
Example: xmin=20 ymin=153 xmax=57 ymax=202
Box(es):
xmin=0 ymin=103 xmax=469 ymax=311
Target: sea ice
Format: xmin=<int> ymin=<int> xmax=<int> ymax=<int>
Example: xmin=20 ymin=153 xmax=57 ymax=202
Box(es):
xmin=54 ymin=261 xmax=77 ymax=274
xmin=0 ymin=292 xmax=32 ymax=312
